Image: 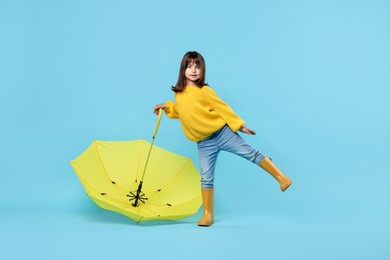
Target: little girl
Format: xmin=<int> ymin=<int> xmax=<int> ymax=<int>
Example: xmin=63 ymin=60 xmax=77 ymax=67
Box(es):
xmin=154 ymin=51 xmax=292 ymax=227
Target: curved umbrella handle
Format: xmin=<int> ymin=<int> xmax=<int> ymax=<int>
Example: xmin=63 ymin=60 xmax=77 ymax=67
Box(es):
xmin=153 ymin=108 xmax=163 ymax=137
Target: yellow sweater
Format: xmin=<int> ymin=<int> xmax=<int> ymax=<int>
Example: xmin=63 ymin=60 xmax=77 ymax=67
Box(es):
xmin=164 ymin=86 xmax=245 ymax=142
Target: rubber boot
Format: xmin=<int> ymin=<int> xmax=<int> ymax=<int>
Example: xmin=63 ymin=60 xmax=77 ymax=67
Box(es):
xmin=259 ymin=157 xmax=292 ymax=192
xmin=197 ymin=189 xmax=214 ymax=226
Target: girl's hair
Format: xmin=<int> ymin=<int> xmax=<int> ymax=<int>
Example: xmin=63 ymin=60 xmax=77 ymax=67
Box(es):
xmin=171 ymin=51 xmax=207 ymax=93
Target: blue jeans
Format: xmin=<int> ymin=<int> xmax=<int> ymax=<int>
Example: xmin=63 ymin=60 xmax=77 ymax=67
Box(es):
xmin=197 ymin=125 xmax=266 ymax=189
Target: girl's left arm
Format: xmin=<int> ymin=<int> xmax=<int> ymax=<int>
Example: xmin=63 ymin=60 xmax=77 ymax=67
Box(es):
xmin=239 ymin=126 xmax=256 ymax=135
xmin=205 ymin=87 xmax=246 ymax=132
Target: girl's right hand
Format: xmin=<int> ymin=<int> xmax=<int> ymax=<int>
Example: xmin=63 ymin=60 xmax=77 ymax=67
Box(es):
xmin=153 ymin=103 xmax=166 ymax=114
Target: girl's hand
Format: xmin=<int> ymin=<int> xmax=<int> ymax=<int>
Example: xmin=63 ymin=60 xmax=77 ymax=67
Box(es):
xmin=154 ymin=103 xmax=166 ymax=115
xmin=239 ymin=126 xmax=256 ymax=135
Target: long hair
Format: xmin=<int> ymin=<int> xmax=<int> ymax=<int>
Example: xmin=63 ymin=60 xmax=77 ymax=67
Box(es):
xmin=171 ymin=51 xmax=207 ymax=93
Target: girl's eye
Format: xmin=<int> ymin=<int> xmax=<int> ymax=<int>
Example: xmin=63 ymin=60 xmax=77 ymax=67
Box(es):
xmin=186 ymin=64 xmax=200 ymax=69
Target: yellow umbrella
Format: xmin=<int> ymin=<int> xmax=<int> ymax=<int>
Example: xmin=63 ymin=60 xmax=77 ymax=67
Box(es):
xmin=70 ymin=109 xmax=202 ymax=222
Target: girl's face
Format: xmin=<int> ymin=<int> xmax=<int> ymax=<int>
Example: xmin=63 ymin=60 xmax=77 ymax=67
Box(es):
xmin=184 ymin=61 xmax=202 ymax=86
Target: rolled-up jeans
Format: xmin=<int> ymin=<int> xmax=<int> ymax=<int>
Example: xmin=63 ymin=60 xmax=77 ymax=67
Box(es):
xmin=197 ymin=125 xmax=266 ymax=189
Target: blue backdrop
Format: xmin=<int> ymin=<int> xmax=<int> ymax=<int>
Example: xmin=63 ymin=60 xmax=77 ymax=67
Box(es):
xmin=1 ymin=0 xmax=389 ymax=259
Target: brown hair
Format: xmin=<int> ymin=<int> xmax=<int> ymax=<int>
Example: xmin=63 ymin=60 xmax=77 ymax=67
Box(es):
xmin=171 ymin=51 xmax=207 ymax=93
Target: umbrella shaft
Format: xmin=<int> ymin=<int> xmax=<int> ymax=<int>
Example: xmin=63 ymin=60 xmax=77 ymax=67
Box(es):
xmin=133 ymin=181 xmax=144 ymax=207
xmin=140 ymin=136 xmax=155 ymax=182
xmin=133 ymin=114 xmax=160 ymax=207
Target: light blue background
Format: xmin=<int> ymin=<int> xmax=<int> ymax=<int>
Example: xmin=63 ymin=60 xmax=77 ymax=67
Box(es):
xmin=1 ymin=0 xmax=389 ymax=259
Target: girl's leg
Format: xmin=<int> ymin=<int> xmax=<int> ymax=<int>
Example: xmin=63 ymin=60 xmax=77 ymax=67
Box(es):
xmin=197 ymin=138 xmax=220 ymax=189
xmin=217 ymin=126 xmax=265 ymax=164
xmin=197 ymin=138 xmax=219 ymax=226
xmin=218 ymin=126 xmax=292 ymax=191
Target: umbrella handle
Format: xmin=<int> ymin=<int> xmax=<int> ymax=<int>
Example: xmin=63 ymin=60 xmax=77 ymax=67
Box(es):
xmin=153 ymin=108 xmax=163 ymax=137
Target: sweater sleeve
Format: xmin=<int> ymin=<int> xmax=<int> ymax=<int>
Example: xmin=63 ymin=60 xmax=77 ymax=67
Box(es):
xmin=205 ymin=87 xmax=245 ymax=132
xmin=164 ymin=100 xmax=180 ymax=119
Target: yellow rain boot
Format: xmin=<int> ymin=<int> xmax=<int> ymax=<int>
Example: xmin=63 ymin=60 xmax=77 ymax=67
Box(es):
xmin=259 ymin=157 xmax=292 ymax=192
xmin=197 ymin=189 xmax=214 ymax=226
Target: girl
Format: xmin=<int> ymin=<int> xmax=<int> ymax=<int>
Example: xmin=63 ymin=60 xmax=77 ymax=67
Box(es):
xmin=154 ymin=51 xmax=292 ymax=227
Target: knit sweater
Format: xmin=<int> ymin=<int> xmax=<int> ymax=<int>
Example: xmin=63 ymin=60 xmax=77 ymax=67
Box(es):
xmin=164 ymin=85 xmax=245 ymax=142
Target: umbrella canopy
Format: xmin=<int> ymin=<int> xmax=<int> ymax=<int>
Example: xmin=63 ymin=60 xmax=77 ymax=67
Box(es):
xmin=71 ymin=111 xmax=201 ymax=222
